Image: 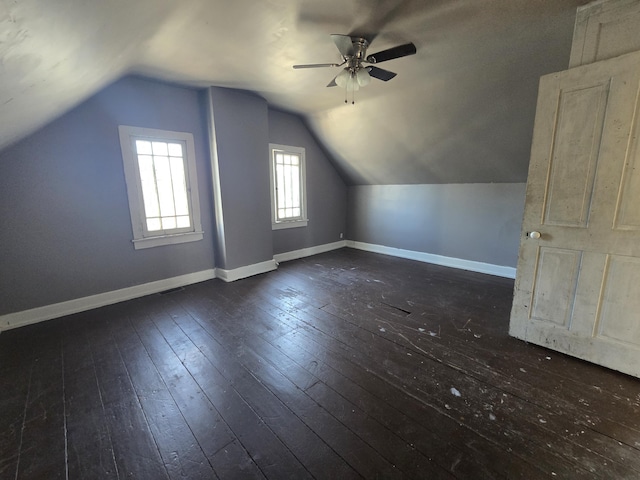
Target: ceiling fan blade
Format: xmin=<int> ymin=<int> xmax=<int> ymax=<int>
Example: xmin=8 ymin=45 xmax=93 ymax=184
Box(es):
xmin=326 ymin=78 xmax=338 ymax=87
xmin=368 ymin=66 xmax=397 ymax=81
xmin=293 ymin=63 xmax=340 ymax=69
xmin=331 ymin=34 xmax=354 ymax=57
xmin=366 ymin=42 xmax=416 ymax=64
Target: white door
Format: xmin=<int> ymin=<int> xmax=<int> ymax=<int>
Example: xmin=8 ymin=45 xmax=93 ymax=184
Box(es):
xmin=510 ymin=49 xmax=640 ymax=378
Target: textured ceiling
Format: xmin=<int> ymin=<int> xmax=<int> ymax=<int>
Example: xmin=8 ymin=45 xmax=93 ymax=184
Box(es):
xmin=0 ymin=0 xmax=588 ymax=184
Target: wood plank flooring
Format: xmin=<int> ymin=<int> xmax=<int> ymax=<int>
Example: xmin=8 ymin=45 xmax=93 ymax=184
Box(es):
xmin=1 ymin=248 xmax=640 ymax=479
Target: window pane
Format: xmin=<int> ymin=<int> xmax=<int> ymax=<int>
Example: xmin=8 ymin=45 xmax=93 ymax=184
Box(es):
xmin=291 ymin=165 xmax=300 ymax=208
xmin=137 ymin=138 xmax=194 ymax=233
xmin=170 ymin=157 xmax=189 ymax=216
xmin=138 ymin=155 xmax=160 ymax=218
xmin=154 ymin=156 xmax=176 ymax=217
xmin=168 ymin=143 xmax=182 ymax=157
xmin=162 ymin=217 xmax=177 ymax=230
xmin=136 ymin=140 xmax=152 ymax=155
xmin=284 ymin=164 xmax=292 ymax=209
xmin=152 ymin=141 xmax=168 ymax=156
xmin=147 ymin=218 xmax=162 ymax=231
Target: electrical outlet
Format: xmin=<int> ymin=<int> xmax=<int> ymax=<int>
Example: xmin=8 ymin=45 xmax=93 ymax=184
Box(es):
xmin=340 ymin=233 xmax=343 ymax=239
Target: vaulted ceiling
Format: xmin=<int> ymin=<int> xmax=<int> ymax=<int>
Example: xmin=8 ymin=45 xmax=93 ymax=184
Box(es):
xmin=1 ymin=0 xmax=587 ymax=184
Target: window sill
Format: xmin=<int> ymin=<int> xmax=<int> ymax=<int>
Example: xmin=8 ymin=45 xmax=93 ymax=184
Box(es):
xmin=132 ymin=231 xmax=204 ymax=249
xmin=272 ymin=220 xmax=308 ymax=231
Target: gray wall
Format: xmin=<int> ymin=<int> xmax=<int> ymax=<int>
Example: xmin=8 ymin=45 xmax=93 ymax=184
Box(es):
xmin=347 ymin=183 xmax=526 ymax=268
xmin=0 ymin=76 xmax=215 ymax=315
xmin=268 ymin=109 xmax=347 ymax=254
xmin=208 ymin=88 xmax=274 ymax=270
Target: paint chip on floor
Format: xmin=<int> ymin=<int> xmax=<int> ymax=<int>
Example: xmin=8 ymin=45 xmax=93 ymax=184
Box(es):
xmin=489 ymin=413 xmax=496 ymax=421
xmin=379 ymin=328 xmax=386 ymax=332
xmin=450 ymin=387 xmax=461 ymax=397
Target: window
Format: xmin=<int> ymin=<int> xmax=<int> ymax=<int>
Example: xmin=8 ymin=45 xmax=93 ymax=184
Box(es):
xmin=269 ymin=144 xmax=307 ymax=230
xmin=119 ymin=125 xmax=203 ymax=249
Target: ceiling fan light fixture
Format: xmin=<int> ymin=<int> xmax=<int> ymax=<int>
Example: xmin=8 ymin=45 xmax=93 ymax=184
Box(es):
xmin=346 ymin=74 xmax=360 ymax=92
xmin=336 ymin=68 xmax=362 ymax=91
xmin=356 ymin=67 xmax=371 ymax=87
xmin=335 ymin=68 xmax=350 ymax=88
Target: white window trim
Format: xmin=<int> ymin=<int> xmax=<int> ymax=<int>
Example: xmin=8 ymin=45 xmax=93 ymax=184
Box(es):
xmin=269 ymin=143 xmax=308 ymax=230
xmin=119 ymin=125 xmax=204 ymax=249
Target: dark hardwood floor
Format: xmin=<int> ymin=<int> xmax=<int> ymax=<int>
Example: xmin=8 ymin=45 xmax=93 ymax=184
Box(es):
xmin=1 ymin=248 xmax=640 ymax=479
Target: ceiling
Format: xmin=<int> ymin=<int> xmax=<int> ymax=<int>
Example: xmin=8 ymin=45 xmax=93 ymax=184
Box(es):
xmin=0 ymin=0 xmax=588 ymax=184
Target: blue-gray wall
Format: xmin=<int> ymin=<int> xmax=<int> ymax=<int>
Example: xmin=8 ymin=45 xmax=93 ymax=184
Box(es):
xmin=268 ymin=109 xmax=347 ymax=254
xmin=0 ymin=76 xmax=215 ymax=315
xmin=208 ymin=88 xmax=274 ymax=270
xmin=347 ymin=183 xmax=526 ymax=268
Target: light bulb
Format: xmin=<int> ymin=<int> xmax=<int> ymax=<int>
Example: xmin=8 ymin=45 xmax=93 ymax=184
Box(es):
xmin=356 ymin=67 xmax=371 ymax=87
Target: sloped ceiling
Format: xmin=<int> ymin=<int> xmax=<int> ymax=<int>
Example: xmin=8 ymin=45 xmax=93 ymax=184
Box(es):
xmin=1 ymin=0 xmax=587 ymax=184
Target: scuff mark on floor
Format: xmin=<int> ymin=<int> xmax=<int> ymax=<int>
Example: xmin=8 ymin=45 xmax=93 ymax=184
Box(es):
xmin=380 ymin=302 xmax=411 ymax=315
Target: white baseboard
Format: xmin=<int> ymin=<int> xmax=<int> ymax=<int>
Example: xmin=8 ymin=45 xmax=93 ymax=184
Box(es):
xmin=216 ymin=259 xmax=277 ymax=282
xmin=273 ymin=240 xmax=347 ymax=263
xmin=0 ymin=243 xmax=514 ymax=333
xmin=346 ymin=240 xmax=516 ymax=279
xmin=0 ymin=269 xmax=217 ymax=333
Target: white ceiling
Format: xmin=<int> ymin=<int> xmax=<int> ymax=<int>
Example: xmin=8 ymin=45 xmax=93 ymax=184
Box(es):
xmin=0 ymin=0 xmax=588 ymax=184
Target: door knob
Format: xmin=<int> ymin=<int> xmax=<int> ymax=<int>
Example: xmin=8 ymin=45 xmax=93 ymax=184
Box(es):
xmin=527 ymin=231 xmax=541 ymax=239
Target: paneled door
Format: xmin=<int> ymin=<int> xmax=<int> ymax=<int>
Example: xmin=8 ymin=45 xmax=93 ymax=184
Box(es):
xmin=510 ymin=50 xmax=640 ymax=378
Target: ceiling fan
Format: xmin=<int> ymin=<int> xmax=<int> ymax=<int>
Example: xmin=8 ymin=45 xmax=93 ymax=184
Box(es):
xmin=293 ymin=34 xmax=417 ymax=103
